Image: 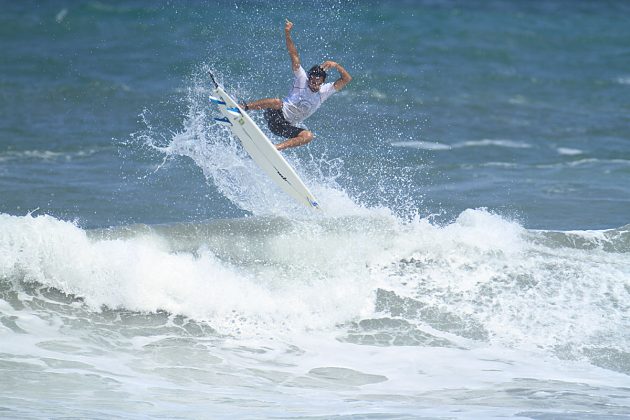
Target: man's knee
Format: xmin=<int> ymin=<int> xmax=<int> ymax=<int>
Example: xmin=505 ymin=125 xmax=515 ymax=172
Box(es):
xmin=300 ymin=130 xmax=314 ymax=142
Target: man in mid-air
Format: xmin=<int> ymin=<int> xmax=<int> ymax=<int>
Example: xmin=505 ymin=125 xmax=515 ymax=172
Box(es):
xmin=241 ymin=19 xmax=352 ymax=151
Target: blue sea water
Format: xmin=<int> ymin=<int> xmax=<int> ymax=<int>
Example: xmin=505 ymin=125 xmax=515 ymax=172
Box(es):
xmin=1 ymin=1 xmax=629 ymax=418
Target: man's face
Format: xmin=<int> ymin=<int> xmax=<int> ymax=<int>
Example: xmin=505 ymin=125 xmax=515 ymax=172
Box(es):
xmin=308 ymin=76 xmax=325 ymax=92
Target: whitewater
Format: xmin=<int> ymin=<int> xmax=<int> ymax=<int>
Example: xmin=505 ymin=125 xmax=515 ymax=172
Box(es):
xmin=2 ymin=205 xmax=629 ymax=417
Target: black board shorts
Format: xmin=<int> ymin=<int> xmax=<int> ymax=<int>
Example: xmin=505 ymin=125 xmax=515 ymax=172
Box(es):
xmin=264 ymin=109 xmax=305 ymax=139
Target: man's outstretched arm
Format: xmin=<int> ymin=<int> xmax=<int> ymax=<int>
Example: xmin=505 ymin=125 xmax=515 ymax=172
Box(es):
xmin=322 ymin=61 xmax=352 ymax=91
xmin=285 ymin=19 xmax=300 ymax=72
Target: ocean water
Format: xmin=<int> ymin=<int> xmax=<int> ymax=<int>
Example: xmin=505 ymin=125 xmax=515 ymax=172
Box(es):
xmin=1 ymin=1 xmax=629 ymax=418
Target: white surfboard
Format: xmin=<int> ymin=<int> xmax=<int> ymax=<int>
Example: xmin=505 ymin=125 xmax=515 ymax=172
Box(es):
xmin=209 ymin=73 xmax=320 ymax=210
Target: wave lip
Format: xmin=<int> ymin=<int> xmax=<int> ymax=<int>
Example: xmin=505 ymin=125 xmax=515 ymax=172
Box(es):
xmin=0 ymin=213 xmax=387 ymax=335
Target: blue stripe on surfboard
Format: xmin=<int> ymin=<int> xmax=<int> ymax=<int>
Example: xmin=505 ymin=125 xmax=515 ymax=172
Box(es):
xmin=214 ymin=117 xmax=232 ymax=126
xmin=209 ymin=96 xmax=226 ymax=105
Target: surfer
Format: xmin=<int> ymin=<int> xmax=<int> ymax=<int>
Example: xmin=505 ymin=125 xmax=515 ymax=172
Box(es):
xmin=241 ymin=19 xmax=352 ymax=151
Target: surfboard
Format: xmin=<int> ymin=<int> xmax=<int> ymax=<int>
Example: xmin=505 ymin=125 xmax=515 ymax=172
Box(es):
xmin=208 ymin=73 xmax=320 ymax=210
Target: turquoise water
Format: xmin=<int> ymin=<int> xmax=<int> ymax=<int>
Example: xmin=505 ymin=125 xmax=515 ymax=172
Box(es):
xmin=1 ymin=1 xmax=629 ymax=418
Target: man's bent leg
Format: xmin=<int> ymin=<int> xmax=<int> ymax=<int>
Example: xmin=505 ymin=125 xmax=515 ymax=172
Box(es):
xmin=244 ymin=98 xmax=282 ymax=111
xmin=276 ymin=130 xmax=314 ymax=151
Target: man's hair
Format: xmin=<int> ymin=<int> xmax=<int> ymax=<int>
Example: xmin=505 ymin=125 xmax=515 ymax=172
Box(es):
xmin=307 ymin=65 xmax=327 ymax=81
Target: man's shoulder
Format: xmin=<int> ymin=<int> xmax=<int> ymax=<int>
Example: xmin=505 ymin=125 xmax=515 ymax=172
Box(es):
xmin=320 ymin=82 xmax=337 ymax=99
xmin=293 ymin=65 xmax=307 ymax=78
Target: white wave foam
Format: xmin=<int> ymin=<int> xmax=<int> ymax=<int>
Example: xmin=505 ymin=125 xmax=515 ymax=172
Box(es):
xmin=537 ymin=158 xmax=630 ymax=169
xmin=0 ymin=213 xmax=384 ymax=335
xmin=0 ymin=149 xmax=100 ymax=163
xmin=2 ymin=209 xmax=627 ymax=352
xmin=55 ymin=8 xmax=68 ymax=23
xmin=557 ymin=147 xmax=583 ymax=156
xmin=477 ymin=162 xmax=520 ymax=168
xmin=383 ymin=209 xmax=630 ymax=352
xmin=390 ymin=141 xmax=452 ymax=151
xmin=454 ymin=139 xmax=532 ymax=149
xmin=390 ymin=139 xmax=532 ymax=151
xmin=370 ymin=89 xmax=387 ymax=99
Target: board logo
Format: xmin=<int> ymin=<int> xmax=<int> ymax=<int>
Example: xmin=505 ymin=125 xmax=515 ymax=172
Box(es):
xmin=275 ymin=169 xmax=288 ymax=182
